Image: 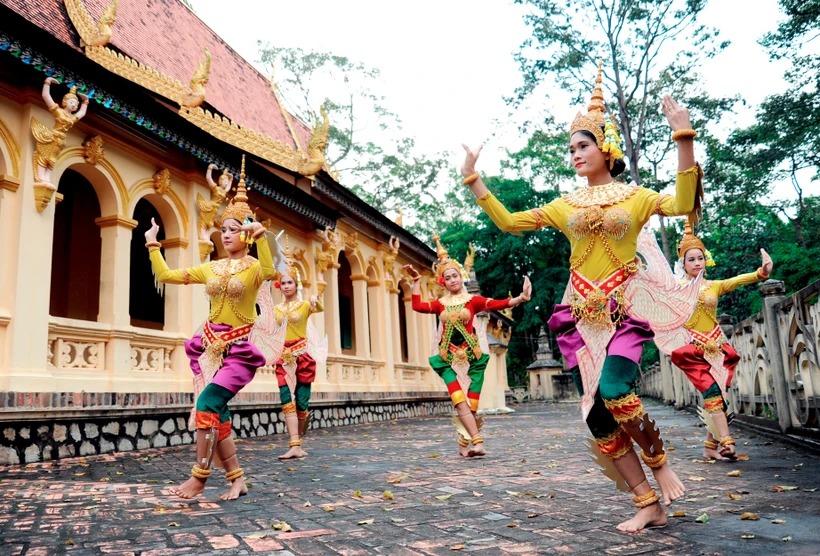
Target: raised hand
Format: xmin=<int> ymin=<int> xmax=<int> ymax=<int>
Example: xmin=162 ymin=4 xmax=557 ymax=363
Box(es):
xmin=461 ymin=143 xmax=484 ymax=178
xmin=521 ymin=275 xmax=532 ymax=299
xmin=144 ymin=217 xmax=160 ymax=243
xmin=403 ymin=264 xmax=420 ymax=280
xmin=309 ymin=295 xmax=319 ymax=311
xmin=760 ymin=248 xmax=773 ymax=276
xmin=661 ymin=95 xmax=692 ymax=132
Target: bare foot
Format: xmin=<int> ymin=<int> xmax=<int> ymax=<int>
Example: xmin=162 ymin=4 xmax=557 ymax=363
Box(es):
xmin=467 ymin=442 xmax=486 ymax=458
xmin=616 ymin=502 xmax=667 ymax=533
xmin=704 ymin=447 xmax=727 ymax=461
xmin=719 ymin=443 xmax=737 ymax=460
xmin=278 ymin=446 xmax=308 ymax=460
xmin=168 ymin=476 xmax=206 ymax=500
xmin=649 ymin=463 xmax=685 ymax=506
xmin=219 ymin=477 xmax=248 ymax=501
xmin=458 ymin=442 xmax=470 ymax=458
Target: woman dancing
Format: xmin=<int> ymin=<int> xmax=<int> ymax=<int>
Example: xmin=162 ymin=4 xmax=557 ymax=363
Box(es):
xmin=404 ymin=234 xmax=531 ymax=458
xmin=461 ymin=60 xmax=703 ymax=531
xmin=144 ymin=156 xmax=279 ymax=500
xmin=671 ymin=221 xmax=772 ymax=460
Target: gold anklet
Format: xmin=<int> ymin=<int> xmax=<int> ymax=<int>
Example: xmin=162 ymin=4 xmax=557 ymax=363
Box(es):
xmin=703 ymin=440 xmax=719 ymax=450
xmin=471 ymin=436 xmax=484 ymax=446
xmin=640 ymin=450 xmax=667 ymax=469
xmin=457 ymin=437 xmax=470 ymax=447
xmin=719 ymin=436 xmax=735 ymax=447
xmin=288 ymin=439 xmax=302 ymax=447
xmin=632 ymin=488 xmax=660 ymax=508
xmin=191 ymin=464 xmax=211 ymax=480
xmin=225 ymin=468 xmax=244 ymax=482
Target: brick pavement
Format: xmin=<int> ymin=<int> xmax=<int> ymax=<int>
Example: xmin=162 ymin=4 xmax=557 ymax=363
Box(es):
xmin=0 ymin=400 xmax=818 ymax=555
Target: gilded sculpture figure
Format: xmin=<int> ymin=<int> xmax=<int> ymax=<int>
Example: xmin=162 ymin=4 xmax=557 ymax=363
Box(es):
xmin=30 ymin=78 xmax=89 ymax=211
xmin=197 ymin=164 xmax=233 ymax=242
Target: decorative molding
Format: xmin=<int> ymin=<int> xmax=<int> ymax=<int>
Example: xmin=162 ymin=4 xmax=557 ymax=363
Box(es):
xmin=350 ymin=274 xmax=368 ymax=282
xmin=0 ymin=116 xmax=21 ymax=177
xmin=198 ymin=239 xmax=215 ymax=262
xmin=33 ymin=182 xmax=57 ymax=213
xmin=64 ymin=0 xmax=118 ymax=48
xmin=95 ymin=215 xmax=138 ymax=229
xmin=160 ymin=237 xmax=189 ymax=249
xmin=82 ymin=135 xmax=105 ymax=165
xmin=0 ymin=174 xmax=20 ymax=192
xmin=179 ymin=106 xmax=329 ymax=177
xmin=152 ymin=168 xmax=171 ymax=196
xmin=342 ymin=231 xmax=359 ymax=251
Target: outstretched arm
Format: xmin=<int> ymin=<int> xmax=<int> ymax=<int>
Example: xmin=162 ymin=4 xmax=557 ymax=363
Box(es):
xmin=405 ymin=265 xmax=440 ymax=314
xmin=475 ymin=276 xmax=532 ymax=311
xmin=719 ymin=249 xmax=773 ymax=295
xmin=75 ymin=94 xmax=89 ymax=120
xmin=205 ymin=164 xmax=218 ymax=189
xmin=461 ymin=144 xmax=559 ymax=234
xmin=144 ymin=218 xmax=206 ymax=284
xmin=41 ymin=78 xmax=58 ymax=109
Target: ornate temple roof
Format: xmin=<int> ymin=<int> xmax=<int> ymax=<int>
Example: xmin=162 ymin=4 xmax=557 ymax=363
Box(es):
xmin=0 ymin=0 xmax=308 ymax=148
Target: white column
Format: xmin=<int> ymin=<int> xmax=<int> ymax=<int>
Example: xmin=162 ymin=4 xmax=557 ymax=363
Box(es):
xmin=351 ymin=277 xmax=370 ymax=360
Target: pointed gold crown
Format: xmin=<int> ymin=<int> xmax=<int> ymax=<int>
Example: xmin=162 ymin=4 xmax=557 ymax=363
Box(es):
xmin=569 ymin=59 xmax=608 ymax=148
xmin=677 ymin=217 xmax=706 ymax=259
xmin=62 ymin=86 xmax=79 ymax=107
xmin=218 ymin=155 xmax=255 ymax=226
xmin=280 ymin=234 xmax=301 ymax=282
xmin=432 ymin=233 xmax=474 ymax=280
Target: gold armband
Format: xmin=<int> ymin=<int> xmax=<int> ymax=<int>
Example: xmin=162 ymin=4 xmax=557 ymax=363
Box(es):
xmin=145 ymin=241 xmax=161 ymax=250
xmin=671 ymin=129 xmax=697 ymax=141
xmin=462 ymin=173 xmax=480 ymax=186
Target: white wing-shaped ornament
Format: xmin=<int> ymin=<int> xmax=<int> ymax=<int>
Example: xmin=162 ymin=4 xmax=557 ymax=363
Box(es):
xmin=431 ymin=320 xmax=443 ymax=357
xmin=704 ymin=349 xmax=729 ymax=399
xmin=307 ymin=318 xmax=328 ymax=368
xmin=624 ymin=226 xmax=703 ymax=354
xmin=249 ymin=280 xmax=287 ymax=366
xmin=476 ymin=314 xmax=490 ymax=355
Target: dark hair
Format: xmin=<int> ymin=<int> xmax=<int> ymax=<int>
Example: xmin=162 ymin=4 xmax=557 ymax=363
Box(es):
xmin=574 ymin=130 xmax=627 ymax=178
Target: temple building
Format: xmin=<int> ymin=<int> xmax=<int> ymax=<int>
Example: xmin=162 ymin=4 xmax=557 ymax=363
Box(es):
xmin=0 ymin=0 xmax=512 ymax=463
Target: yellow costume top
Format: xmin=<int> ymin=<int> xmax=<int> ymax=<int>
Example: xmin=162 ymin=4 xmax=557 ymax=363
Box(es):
xmin=149 ymin=236 xmax=279 ymax=328
xmin=275 ymin=299 xmax=325 ymax=341
xmin=477 ymin=165 xmax=702 ymax=281
xmin=683 ymin=272 xmax=761 ymax=333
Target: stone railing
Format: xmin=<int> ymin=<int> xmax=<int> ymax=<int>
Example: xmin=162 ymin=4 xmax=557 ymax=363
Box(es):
xmin=641 ymin=279 xmax=820 ymax=435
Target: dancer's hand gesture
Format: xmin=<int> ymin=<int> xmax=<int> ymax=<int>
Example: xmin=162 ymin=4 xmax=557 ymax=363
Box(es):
xmin=144 ymin=217 xmax=160 ymax=243
xmin=661 ymin=95 xmax=692 ymax=132
xmin=461 ymin=143 xmax=483 ymax=178
xmin=760 ymin=249 xmax=773 ymax=276
xmin=240 ymin=220 xmax=263 ymax=237
xmin=309 ymin=295 xmax=319 ymax=311
xmin=403 ymin=264 xmax=420 ymax=281
xmin=520 ymin=275 xmax=532 ymax=299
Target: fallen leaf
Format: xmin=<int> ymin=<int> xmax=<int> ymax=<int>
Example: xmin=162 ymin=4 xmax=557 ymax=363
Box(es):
xmin=311 ymin=478 xmax=321 ymax=482
xmin=696 ymin=513 xmax=709 ymax=523
xmin=782 ymin=535 xmax=792 ymax=542
xmin=391 ymin=518 xmax=405 ymax=523
xmin=737 ymin=454 xmax=749 ymax=461
xmin=506 ymin=490 xmax=520 ymax=496
xmin=73 ymin=472 xmax=87 ymax=477
xmin=688 ymin=476 xmax=706 ymax=482
xmin=303 ymin=501 xmax=311 ymax=507
xmin=507 ymin=523 xmax=518 ymax=528
xmin=287 ymin=467 xmax=296 ymax=471
xmin=115 ymin=471 xmax=124 ymax=475
xmin=669 ymin=511 xmax=686 ymax=517
xmin=382 ymin=507 xmax=394 ymax=512
xmin=387 ymin=477 xmax=401 ymax=484
xmin=168 ymin=522 xmax=181 ymax=527
xmin=324 ymin=506 xmax=335 ymax=512
xmin=353 ymin=490 xmax=363 ymax=499
xmin=147 ymin=479 xmax=158 ymax=483
xmin=272 ymin=522 xmax=292 ymax=532
xmin=741 ymin=534 xmax=755 ymax=539
xmin=741 ymin=513 xmax=760 ymax=520
xmin=772 ymin=485 xmax=799 ymax=492
xmin=804 ymin=488 xmax=817 ymax=492
xmin=163 ymin=480 xmax=174 ymax=484
xmin=728 ymin=492 xmax=742 ymax=501
xmin=245 ymin=534 xmax=267 ymax=539
xmin=771 ymin=519 xmax=787 ymax=524
xmin=65 ymin=540 xmax=75 ymax=546
xmin=528 ymin=513 xmax=540 ymax=518
xmin=435 ymin=494 xmax=452 ymax=501
xmin=383 ymin=490 xmax=394 ymax=500
xmin=277 ymin=492 xmax=285 ymax=497
xmin=429 ymin=453 xmax=441 ymax=458
xmin=728 ymin=470 xmax=742 ymax=477
xmin=450 ymin=545 xmax=465 ymax=551
xmin=358 ymin=519 xmax=374 ymax=525
xmin=668 ymin=446 xmax=676 ymax=451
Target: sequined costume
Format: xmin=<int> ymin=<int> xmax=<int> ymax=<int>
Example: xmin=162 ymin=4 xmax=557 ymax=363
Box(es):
xmin=274 ymin=298 xmax=324 ymax=419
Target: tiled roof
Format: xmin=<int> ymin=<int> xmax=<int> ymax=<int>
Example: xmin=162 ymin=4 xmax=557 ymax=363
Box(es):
xmin=0 ymin=0 xmax=302 ymax=148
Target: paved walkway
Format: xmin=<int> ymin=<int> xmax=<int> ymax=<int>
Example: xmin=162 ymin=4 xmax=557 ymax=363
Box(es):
xmin=1 ymin=400 xmax=818 ymax=555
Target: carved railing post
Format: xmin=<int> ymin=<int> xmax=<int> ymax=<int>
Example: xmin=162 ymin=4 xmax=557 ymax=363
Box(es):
xmin=760 ymin=280 xmax=791 ymax=432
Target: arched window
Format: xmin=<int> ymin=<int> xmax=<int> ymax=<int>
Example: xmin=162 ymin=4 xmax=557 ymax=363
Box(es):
xmin=397 ymin=291 xmax=409 ymax=363
xmin=129 ymin=199 xmax=165 ymax=329
xmin=49 ymin=169 xmax=101 ymax=321
xmin=337 ymin=252 xmax=355 ymax=353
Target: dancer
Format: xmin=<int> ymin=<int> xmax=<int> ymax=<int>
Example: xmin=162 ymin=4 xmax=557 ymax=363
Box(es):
xmin=461 ymin=60 xmax=703 ymax=531
xmin=269 ymin=235 xmax=327 ymax=460
xmin=404 ymin=234 xmax=531 ymax=458
xmin=671 ymin=221 xmax=772 ymax=460
xmin=144 ymin=156 xmax=280 ymax=500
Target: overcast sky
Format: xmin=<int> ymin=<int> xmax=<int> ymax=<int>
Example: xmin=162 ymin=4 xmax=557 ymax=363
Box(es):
xmin=189 ymin=0 xmax=808 ymax=203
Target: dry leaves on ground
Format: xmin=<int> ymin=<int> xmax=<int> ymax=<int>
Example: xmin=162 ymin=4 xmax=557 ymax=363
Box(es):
xmin=383 ymin=490 xmax=394 ymax=500
xmin=728 ymin=470 xmax=742 ymax=477
xmin=272 ymin=522 xmax=293 ymax=532
xmin=740 ymin=513 xmax=760 ymax=520
xmin=357 ymin=519 xmax=374 ymax=525
xmin=772 ymin=485 xmax=799 ymax=492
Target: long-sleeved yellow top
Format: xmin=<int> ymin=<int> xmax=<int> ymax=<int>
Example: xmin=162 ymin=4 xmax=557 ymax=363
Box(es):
xmin=683 ymin=271 xmax=762 ymax=333
xmin=149 ymin=235 xmax=279 ymax=328
xmin=275 ymin=299 xmax=324 ymax=341
xmin=477 ymin=165 xmax=702 ymax=281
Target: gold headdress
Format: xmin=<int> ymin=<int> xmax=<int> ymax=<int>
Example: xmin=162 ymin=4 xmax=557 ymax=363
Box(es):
xmin=432 ymin=233 xmax=473 ymax=282
xmin=677 ymin=217 xmax=714 ymax=266
xmin=280 ymin=234 xmax=301 ymax=284
xmin=61 ymin=86 xmax=79 ymax=108
xmin=218 ymin=155 xmax=255 ymax=226
xmin=569 ymin=59 xmax=623 ymax=169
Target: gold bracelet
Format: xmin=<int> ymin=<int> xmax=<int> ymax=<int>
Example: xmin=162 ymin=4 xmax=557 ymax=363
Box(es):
xmin=640 ymin=450 xmax=667 ymax=469
xmin=81 ymin=99 xmax=89 ymax=105
xmin=757 ymin=267 xmax=770 ymax=280
xmin=462 ymin=173 xmax=479 ymax=186
xmin=145 ymin=241 xmax=161 ymax=250
xmin=703 ymin=440 xmax=719 ymax=450
xmin=719 ymin=436 xmax=735 ymax=447
xmin=412 ymin=276 xmax=421 ymax=282
xmin=191 ymin=464 xmax=211 ymax=480
xmin=457 ymin=437 xmax=470 ymax=447
xmin=252 ymin=228 xmax=266 ymax=240
xmin=671 ymin=129 xmax=697 ymax=141
xmin=520 ymin=294 xmax=530 ymax=302
xmin=288 ymin=439 xmax=302 ymax=447
xmin=471 ymin=435 xmax=484 ymax=445
xmin=225 ymin=468 xmax=244 ymax=482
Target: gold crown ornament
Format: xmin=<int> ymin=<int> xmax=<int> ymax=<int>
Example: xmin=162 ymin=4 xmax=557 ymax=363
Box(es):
xmin=569 ymin=59 xmax=624 ymax=169
xmin=677 ymin=217 xmax=714 ymax=266
xmin=432 ymin=233 xmax=474 ymax=284
xmin=280 ymin=234 xmax=302 ymax=286
xmin=218 ymin=155 xmax=255 ymax=229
